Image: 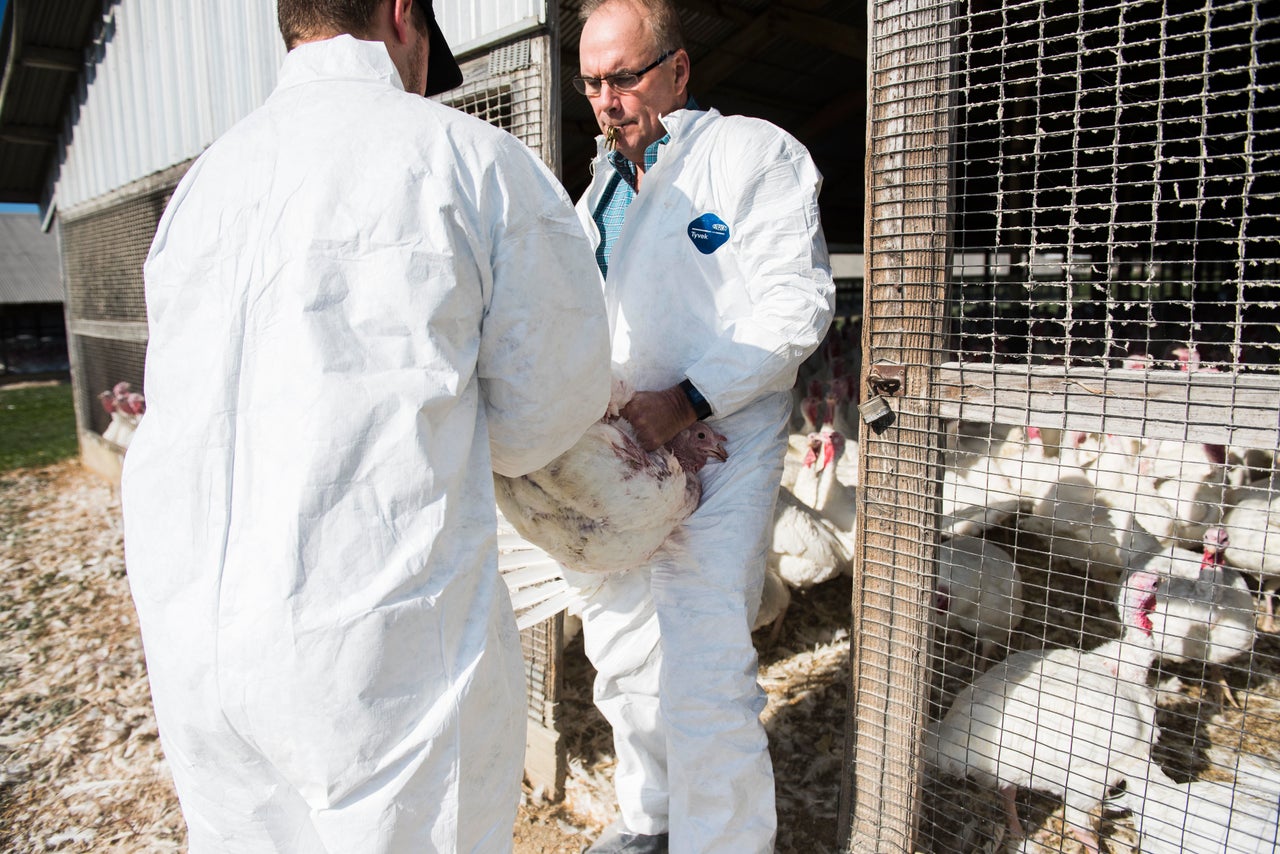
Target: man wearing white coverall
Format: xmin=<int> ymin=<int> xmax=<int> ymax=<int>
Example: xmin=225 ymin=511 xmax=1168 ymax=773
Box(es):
xmin=121 ymin=1 xmax=611 ymax=850
xmin=565 ymin=1 xmax=835 ymax=851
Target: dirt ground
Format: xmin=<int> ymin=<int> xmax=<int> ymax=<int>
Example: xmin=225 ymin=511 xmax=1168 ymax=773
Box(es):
xmin=0 ymin=461 xmax=849 ymax=853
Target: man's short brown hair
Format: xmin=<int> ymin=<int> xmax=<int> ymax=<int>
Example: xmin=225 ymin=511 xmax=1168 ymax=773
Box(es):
xmin=278 ymin=0 xmax=429 ymax=50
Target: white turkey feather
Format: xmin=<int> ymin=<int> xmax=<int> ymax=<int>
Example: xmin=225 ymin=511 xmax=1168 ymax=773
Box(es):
xmin=497 ymin=512 xmax=575 ymax=631
xmin=1118 ymin=760 xmax=1280 ymax=853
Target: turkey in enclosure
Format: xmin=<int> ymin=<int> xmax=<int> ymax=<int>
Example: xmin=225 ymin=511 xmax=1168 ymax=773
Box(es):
xmin=767 ymin=486 xmax=852 ymax=591
xmin=1019 ymin=473 xmax=1134 ymax=580
xmin=797 ymin=387 xmax=824 ymax=434
xmin=933 ymin=534 xmax=1023 ymax=663
xmin=1109 ymin=347 xmax=1233 ymax=546
xmin=789 ymin=378 xmax=825 ymax=432
xmin=1123 ymin=438 xmax=1230 ymax=550
xmin=768 ymin=430 xmax=855 ymax=586
xmin=788 ymin=428 xmax=856 ymax=534
xmin=99 ymin=381 xmax=146 ymax=449
xmin=494 ymin=406 xmax=727 ymax=575
xmin=1069 ymin=430 xmax=1144 ymax=502
xmin=1116 ymin=757 xmax=1280 ymax=854
xmin=781 ymin=392 xmax=825 ymax=490
xmin=997 ymin=425 xmax=1056 ymax=500
xmin=797 ymin=325 xmax=857 ymax=392
xmin=1123 ymin=525 xmax=1256 ymax=707
xmin=824 ymin=375 xmax=859 ymax=440
xmin=764 ymin=428 xmax=855 ymax=641
xmin=925 ymin=571 xmax=1162 ymax=854
xmin=817 ymin=399 xmax=860 ymax=493
xmin=941 ymin=449 xmax=1031 ymax=540
xmin=1222 ymin=477 xmax=1280 ymax=631
xmin=936 ymin=419 xmax=1056 ymax=541
xmin=752 ymin=565 xmax=792 ymax=646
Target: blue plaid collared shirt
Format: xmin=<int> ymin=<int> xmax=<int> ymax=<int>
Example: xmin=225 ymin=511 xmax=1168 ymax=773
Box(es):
xmin=589 ymin=99 xmax=699 ymax=279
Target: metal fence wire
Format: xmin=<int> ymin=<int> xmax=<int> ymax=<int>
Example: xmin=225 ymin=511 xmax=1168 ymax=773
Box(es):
xmin=443 ymin=36 xmax=558 ymax=178
xmin=61 ymin=182 xmax=174 ymax=444
xmin=840 ymin=0 xmax=1280 ymax=851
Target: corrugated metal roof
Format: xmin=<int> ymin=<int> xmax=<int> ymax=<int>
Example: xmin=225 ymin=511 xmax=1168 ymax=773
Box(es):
xmin=2 ymin=0 xmax=866 ymax=245
xmin=0 ymin=0 xmax=103 ymax=206
xmin=0 ymin=213 xmax=61 ymax=304
xmin=53 ymin=0 xmax=285 ymax=213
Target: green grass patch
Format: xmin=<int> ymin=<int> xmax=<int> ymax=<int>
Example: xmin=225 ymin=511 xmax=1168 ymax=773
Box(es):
xmin=0 ymin=383 xmax=78 ymax=472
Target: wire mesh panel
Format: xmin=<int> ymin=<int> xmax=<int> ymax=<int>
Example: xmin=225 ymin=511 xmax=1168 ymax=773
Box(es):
xmin=847 ymin=1 xmax=1280 ymax=852
xmin=442 ymin=34 xmax=558 ymax=174
xmin=61 ymin=178 xmax=177 ymax=451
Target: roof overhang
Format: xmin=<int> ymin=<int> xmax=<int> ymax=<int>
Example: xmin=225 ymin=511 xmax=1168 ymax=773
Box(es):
xmin=0 ymin=0 xmax=105 ymax=206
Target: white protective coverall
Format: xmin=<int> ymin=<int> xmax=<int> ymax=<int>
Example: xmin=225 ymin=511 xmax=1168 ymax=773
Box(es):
xmin=567 ymin=107 xmax=834 ymax=853
xmin=121 ymin=36 xmax=611 ymax=854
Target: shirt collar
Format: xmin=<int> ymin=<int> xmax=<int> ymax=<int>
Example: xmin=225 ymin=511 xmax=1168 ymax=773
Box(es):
xmin=605 ymin=96 xmax=700 ymax=181
xmin=275 ymin=34 xmax=406 ymax=94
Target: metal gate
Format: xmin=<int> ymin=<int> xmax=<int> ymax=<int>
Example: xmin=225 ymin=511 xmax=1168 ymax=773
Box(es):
xmin=845 ymin=1 xmax=1280 ymax=851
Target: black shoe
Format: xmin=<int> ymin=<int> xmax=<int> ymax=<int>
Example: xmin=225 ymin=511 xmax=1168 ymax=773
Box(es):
xmin=584 ymin=819 xmax=669 ymax=853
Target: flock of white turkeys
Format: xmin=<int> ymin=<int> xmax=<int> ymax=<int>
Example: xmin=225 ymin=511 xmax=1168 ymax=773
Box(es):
xmin=496 ymin=326 xmax=1280 ymax=852
xmin=918 ymin=347 xmax=1280 ymax=853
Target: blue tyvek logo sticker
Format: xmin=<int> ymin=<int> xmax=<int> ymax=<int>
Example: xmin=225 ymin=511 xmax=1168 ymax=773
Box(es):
xmin=687 ymin=213 xmax=730 ymax=254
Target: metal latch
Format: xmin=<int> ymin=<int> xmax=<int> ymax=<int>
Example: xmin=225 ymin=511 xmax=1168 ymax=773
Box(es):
xmin=867 ymin=363 xmax=905 ymax=397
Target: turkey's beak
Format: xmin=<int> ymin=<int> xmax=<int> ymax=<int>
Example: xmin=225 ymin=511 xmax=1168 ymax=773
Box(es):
xmin=709 ymin=431 xmax=728 ymax=463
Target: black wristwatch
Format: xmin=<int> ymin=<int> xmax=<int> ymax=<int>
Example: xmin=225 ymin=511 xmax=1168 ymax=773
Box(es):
xmin=679 ymin=378 xmax=713 ymax=420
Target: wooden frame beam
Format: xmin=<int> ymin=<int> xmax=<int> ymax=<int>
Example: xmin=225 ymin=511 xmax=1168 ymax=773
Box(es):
xmin=839 ymin=1 xmax=951 ymax=851
xmin=936 ymin=362 xmax=1280 ymax=450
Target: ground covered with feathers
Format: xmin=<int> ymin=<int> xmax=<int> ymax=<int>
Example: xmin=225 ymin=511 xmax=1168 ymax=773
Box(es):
xmin=8 ymin=462 xmax=1279 ymax=853
xmin=0 ymin=462 xmax=849 ymax=853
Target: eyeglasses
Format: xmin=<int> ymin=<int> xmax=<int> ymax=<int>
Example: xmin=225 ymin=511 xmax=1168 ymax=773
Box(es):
xmin=572 ymin=51 xmax=673 ymax=96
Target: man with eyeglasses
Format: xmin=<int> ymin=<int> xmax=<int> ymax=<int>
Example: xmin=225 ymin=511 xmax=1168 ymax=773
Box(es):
xmin=562 ymin=1 xmax=835 ymax=852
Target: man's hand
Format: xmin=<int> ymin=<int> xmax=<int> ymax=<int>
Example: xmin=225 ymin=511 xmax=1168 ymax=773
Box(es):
xmin=621 ymin=384 xmax=698 ymax=451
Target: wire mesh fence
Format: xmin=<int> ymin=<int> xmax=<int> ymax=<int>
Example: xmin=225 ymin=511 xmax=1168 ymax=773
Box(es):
xmin=61 ymin=181 xmax=175 ymax=448
xmin=442 ymin=35 xmax=557 ymax=175
xmin=830 ymin=0 xmax=1280 ymax=851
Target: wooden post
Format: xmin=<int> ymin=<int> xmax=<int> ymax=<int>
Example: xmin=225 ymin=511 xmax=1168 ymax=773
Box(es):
xmin=521 ymin=612 xmax=567 ymax=801
xmin=838 ymin=1 xmax=953 ymax=851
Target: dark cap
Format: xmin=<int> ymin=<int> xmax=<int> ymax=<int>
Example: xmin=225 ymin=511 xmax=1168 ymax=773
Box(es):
xmin=423 ymin=2 xmax=463 ymax=96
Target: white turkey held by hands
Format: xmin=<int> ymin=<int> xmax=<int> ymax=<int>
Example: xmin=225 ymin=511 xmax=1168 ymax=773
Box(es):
xmin=494 ymin=402 xmax=727 ymax=575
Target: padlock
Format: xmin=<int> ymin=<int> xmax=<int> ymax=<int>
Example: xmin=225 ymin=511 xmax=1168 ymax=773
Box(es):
xmin=858 ymin=395 xmax=892 ymax=425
